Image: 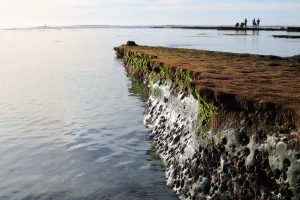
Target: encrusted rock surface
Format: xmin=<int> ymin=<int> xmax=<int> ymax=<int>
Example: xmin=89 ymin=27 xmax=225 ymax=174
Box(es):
xmin=114 ymin=43 xmax=300 ymax=199
xmin=145 ymin=82 xmax=300 ymax=200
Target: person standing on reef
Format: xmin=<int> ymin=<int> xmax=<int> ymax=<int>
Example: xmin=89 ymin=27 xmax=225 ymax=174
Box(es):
xmin=244 ymin=18 xmax=248 ymax=28
xmin=257 ymin=18 xmax=260 ymax=29
xmin=253 ymin=18 xmax=256 ymax=29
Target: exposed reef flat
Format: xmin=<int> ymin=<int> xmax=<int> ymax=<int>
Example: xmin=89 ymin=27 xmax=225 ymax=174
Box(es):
xmin=272 ymin=35 xmax=300 ymax=39
xmin=115 ymin=42 xmax=300 ymax=199
xmin=152 ymin=26 xmax=300 ymax=32
xmin=115 ymin=43 xmax=300 ymax=140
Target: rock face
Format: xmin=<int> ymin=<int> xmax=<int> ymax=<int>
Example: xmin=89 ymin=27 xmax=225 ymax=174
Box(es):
xmin=145 ymin=82 xmax=300 ymax=200
xmin=114 ymin=43 xmax=300 ymax=199
xmin=126 ymin=41 xmax=138 ymax=46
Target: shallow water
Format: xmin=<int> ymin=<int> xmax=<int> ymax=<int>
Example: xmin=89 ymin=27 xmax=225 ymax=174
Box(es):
xmin=0 ymin=28 xmax=299 ymax=200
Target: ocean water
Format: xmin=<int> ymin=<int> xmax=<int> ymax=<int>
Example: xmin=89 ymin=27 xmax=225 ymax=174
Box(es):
xmin=0 ymin=27 xmax=299 ymax=200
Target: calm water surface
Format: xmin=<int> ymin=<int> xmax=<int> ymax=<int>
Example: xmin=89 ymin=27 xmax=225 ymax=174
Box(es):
xmin=0 ymin=28 xmax=299 ymax=200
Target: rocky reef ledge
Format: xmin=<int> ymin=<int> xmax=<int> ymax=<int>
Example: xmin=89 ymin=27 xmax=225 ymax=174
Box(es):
xmin=114 ymin=42 xmax=300 ymax=199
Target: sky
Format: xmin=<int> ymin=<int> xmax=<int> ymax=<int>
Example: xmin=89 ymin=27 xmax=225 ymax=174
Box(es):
xmin=0 ymin=0 xmax=300 ymax=27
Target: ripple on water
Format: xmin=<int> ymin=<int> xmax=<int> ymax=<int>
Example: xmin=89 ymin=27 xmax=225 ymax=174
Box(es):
xmin=0 ymin=29 xmax=182 ymax=200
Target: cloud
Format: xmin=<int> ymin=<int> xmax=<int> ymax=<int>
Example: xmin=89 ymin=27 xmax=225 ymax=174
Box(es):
xmin=0 ymin=0 xmax=299 ymax=27
xmin=141 ymin=1 xmax=300 ymax=12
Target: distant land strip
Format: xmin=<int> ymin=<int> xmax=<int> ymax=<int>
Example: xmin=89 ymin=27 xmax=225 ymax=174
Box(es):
xmin=153 ymin=26 xmax=300 ymax=32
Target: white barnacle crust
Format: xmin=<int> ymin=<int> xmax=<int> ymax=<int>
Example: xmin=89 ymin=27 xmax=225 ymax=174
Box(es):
xmin=144 ymin=80 xmax=300 ymax=200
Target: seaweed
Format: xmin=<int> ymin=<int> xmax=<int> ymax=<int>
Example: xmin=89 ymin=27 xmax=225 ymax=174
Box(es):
xmin=191 ymin=89 xmax=217 ymax=128
xmin=123 ymin=52 xmax=151 ymax=76
xmin=116 ymin=48 xmax=217 ymax=131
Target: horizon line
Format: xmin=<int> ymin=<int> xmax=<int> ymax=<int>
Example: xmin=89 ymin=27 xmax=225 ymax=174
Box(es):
xmin=1 ymin=24 xmax=300 ymax=29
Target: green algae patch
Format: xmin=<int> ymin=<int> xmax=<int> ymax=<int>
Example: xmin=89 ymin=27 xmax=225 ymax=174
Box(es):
xmin=192 ymin=90 xmax=217 ymax=127
xmin=123 ymin=52 xmax=151 ymax=76
xmin=115 ymin=45 xmax=217 ymax=131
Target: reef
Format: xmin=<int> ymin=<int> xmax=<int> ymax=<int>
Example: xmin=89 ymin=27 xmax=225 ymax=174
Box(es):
xmin=272 ymin=35 xmax=300 ymax=39
xmin=114 ymin=42 xmax=300 ymax=199
xmin=153 ymin=25 xmax=298 ymax=32
xmin=287 ymin=27 xmax=300 ymax=32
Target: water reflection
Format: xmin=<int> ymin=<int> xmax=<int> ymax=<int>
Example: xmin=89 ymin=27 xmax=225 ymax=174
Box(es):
xmin=128 ymin=77 xmax=150 ymax=103
xmin=0 ymin=29 xmax=177 ymax=200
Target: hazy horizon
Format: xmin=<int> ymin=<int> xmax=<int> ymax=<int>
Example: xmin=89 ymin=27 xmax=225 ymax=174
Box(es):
xmin=1 ymin=23 xmax=299 ymax=29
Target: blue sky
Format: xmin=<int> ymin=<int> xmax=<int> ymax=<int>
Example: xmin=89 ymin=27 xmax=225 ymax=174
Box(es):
xmin=0 ymin=0 xmax=299 ymax=27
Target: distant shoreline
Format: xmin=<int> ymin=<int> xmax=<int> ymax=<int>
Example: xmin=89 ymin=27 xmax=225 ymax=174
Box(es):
xmin=165 ymin=25 xmax=300 ymax=32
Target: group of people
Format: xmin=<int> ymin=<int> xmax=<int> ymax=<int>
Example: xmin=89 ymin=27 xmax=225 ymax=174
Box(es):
xmin=252 ymin=18 xmax=261 ymax=28
xmin=235 ymin=18 xmax=261 ymax=29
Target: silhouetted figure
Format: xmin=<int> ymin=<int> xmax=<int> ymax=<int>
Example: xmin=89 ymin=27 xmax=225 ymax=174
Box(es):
xmin=235 ymin=22 xmax=240 ymax=28
xmin=244 ymin=18 xmax=248 ymax=28
xmin=257 ymin=18 xmax=260 ymax=29
xmin=253 ymin=18 xmax=256 ymax=29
